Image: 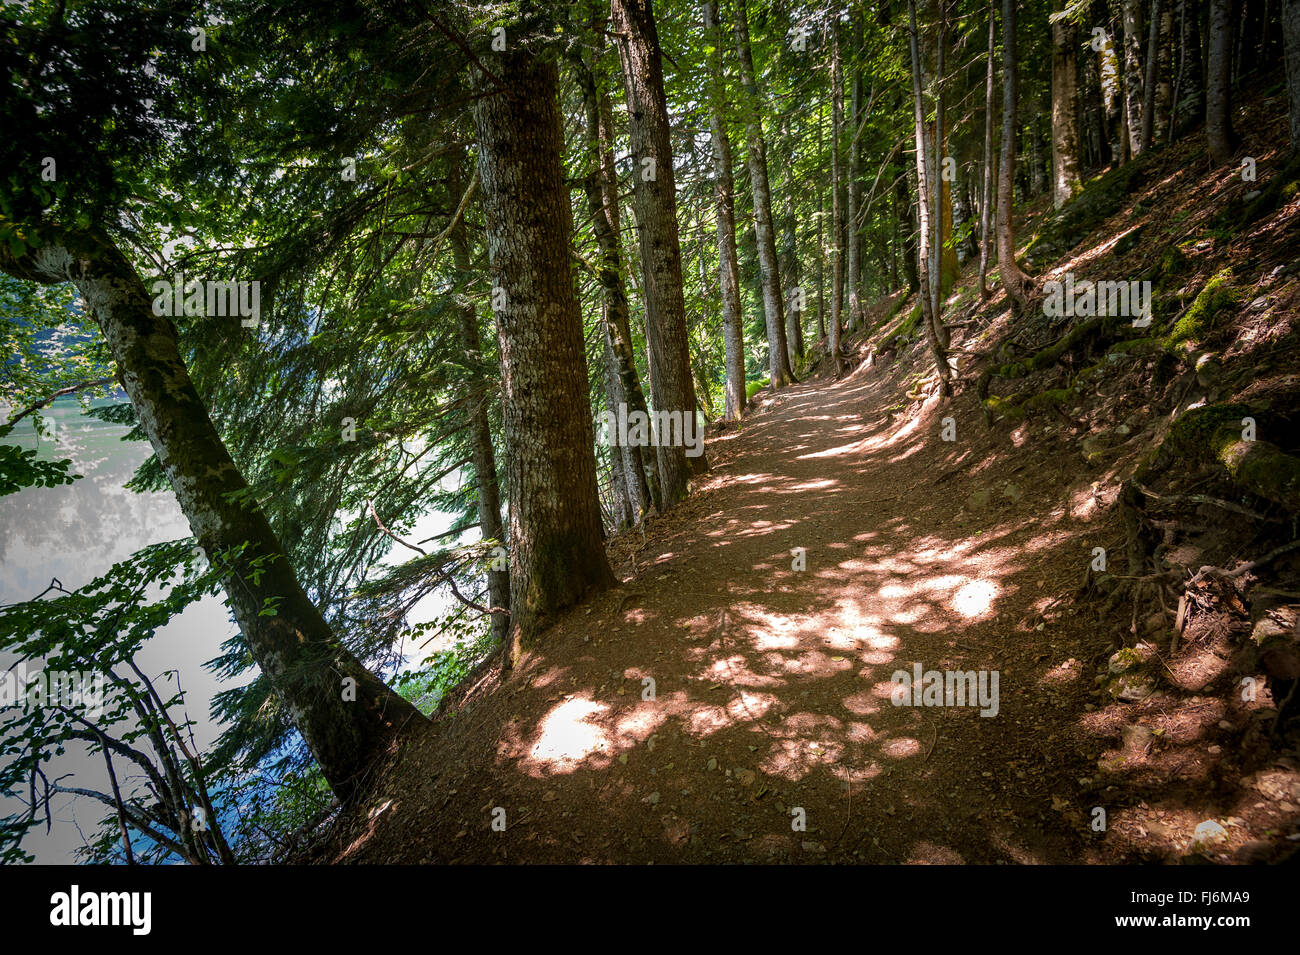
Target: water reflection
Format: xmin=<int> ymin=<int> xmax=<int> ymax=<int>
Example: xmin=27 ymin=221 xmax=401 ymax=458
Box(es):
xmin=0 ymin=396 xmax=237 ymax=863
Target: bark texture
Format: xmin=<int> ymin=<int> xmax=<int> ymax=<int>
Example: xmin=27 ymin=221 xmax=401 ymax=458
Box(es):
xmin=1052 ymin=16 xmax=1082 ymax=209
xmin=613 ymin=0 xmax=710 ymax=504
xmin=997 ymin=0 xmax=1033 ymax=308
xmin=449 ymin=155 xmax=511 ymax=647
xmin=704 ymin=0 xmax=748 ymax=422
xmin=734 ymin=0 xmax=796 ymax=388
xmin=472 ymin=51 xmax=616 ymax=666
xmin=1206 ymin=0 xmax=1238 ymax=163
xmin=1285 ymin=0 xmax=1300 ymax=153
xmin=573 ymin=36 xmax=661 ymax=515
xmin=978 ymin=0 xmax=997 ymax=298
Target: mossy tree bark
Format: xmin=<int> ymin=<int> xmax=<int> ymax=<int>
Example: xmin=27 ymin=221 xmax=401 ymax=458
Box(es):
xmin=0 ymin=228 xmax=424 ymax=802
xmin=472 ymin=51 xmax=616 ymax=667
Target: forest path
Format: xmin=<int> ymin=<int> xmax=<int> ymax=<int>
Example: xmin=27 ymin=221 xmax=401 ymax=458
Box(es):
xmin=333 ymin=361 xmax=1110 ymax=863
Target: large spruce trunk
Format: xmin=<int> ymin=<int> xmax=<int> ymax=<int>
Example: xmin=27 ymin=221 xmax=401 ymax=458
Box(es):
xmin=1 ymin=229 xmax=424 ymax=801
xmin=612 ymin=0 xmax=710 ymax=505
xmin=472 ymin=51 xmax=616 ymax=666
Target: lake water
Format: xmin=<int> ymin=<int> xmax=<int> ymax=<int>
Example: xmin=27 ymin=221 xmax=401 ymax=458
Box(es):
xmin=0 ymin=395 xmax=238 ymax=862
xmin=0 ymin=395 xmax=463 ymax=862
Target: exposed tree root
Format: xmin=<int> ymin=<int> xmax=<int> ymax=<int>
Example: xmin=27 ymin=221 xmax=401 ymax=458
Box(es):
xmin=977 ymin=316 xmax=1134 ymax=423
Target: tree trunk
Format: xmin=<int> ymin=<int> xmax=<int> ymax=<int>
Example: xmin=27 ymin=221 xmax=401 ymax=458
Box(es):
xmin=1154 ymin=0 xmax=1174 ymax=142
xmin=1284 ymin=0 xmax=1300 ymax=153
xmin=1123 ymin=0 xmax=1148 ymax=155
xmin=1174 ymin=0 xmax=1207 ymax=135
xmin=1140 ymin=0 xmax=1164 ymax=152
xmin=734 ymin=0 xmax=796 ymax=388
xmin=896 ymin=171 xmax=921 ymax=293
xmin=908 ymin=0 xmax=953 ymax=396
xmin=1206 ymin=0 xmax=1238 ymax=163
xmin=612 ymin=0 xmax=710 ymax=504
xmin=979 ymin=0 xmax=997 ymax=298
xmin=449 ymin=155 xmax=510 ymax=647
xmin=0 ymin=229 xmax=425 ymax=802
xmin=573 ymin=34 xmax=661 ymax=515
xmin=779 ymin=115 xmax=804 ymax=368
xmin=816 ymin=102 xmax=827 ymax=338
xmin=1052 ymin=16 xmax=1083 ymax=208
xmin=472 ymin=51 xmax=616 ymax=666
xmin=704 ymin=0 xmax=748 ymax=423
xmin=846 ymin=38 xmax=864 ymax=331
xmin=829 ymin=19 xmax=845 ymax=376
xmin=997 ymin=0 xmax=1033 ymax=308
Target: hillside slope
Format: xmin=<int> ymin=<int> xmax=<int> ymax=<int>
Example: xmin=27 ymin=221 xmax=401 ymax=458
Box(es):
xmin=310 ymin=85 xmax=1300 ymax=865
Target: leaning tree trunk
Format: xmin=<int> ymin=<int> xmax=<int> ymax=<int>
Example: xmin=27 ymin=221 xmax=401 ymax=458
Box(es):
xmin=979 ymin=0 xmax=997 ymax=298
xmin=1284 ymin=0 xmax=1300 ymax=154
xmin=0 ymin=229 xmax=425 ymax=802
xmin=997 ymin=0 xmax=1033 ymax=309
xmin=449 ymin=154 xmax=511 ymax=647
xmin=613 ymin=0 xmax=710 ymax=505
xmin=704 ymin=0 xmax=748 ymax=423
xmin=573 ymin=36 xmax=661 ymax=515
xmin=472 ymin=51 xmax=616 ymax=666
xmin=1206 ymin=0 xmax=1237 ymax=163
xmin=1052 ymin=15 xmax=1083 ymax=209
xmin=734 ymin=0 xmax=796 ymax=388
xmin=829 ymin=18 xmax=845 ymax=376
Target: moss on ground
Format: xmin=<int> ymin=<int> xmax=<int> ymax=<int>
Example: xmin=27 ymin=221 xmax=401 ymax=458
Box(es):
xmin=1165 ymin=268 xmax=1237 ymax=348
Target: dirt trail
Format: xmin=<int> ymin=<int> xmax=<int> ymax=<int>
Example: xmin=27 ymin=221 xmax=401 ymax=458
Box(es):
xmin=324 ymin=358 xmax=1129 ymax=864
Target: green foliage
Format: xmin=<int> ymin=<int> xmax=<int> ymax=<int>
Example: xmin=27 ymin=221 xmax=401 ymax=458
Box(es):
xmin=0 ymin=539 xmax=229 ymax=864
xmin=0 ymin=428 xmax=78 ymax=496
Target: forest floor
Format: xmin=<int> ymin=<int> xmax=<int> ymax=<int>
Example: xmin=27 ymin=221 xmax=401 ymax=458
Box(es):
xmin=315 ymin=347 xmax=1296 ymax=864
xmin=312 ymin=83 xmax=1300 ymax=866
